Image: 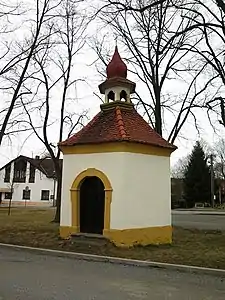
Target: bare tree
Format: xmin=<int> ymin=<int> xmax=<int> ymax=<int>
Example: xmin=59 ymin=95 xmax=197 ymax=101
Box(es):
xmin=213 ymin=139 xmax=225 ymax=179
xmin=22 ymin=0 xmax=89 ymax=222
xmin=171 ymin=155 xmax=189 ymax=178
xmin=4 ymin=176 xmax=18 ymax=216
xmin=168 ymin=0 xmax=225 ymax=128
xmin=99 ymin=0 xmax=169 ymax=13
xmin=0 ymin=0 xmax=63 ymax=146
xmin=92 ymin=0 xmax=211 ymax=142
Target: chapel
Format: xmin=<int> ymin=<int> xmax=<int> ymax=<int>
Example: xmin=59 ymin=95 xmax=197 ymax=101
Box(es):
xmin=59 ymin=46 xmax=176 ymax=247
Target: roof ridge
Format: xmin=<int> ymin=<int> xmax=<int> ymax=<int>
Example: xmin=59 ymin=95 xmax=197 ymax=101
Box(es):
xmin=115 ymin=106 xmax=127 ymax=139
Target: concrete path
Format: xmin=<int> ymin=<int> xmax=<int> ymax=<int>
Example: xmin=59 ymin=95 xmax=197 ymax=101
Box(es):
xmin=0 ymin=247 xmax=225 ymax=300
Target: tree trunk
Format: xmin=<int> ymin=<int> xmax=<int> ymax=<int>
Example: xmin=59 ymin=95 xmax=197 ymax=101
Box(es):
xmin=154 ymin=90 xmax=162 ymax=136
xmin=52 ymin=163 xmax=62 ymax=223
xmin=8 ymin=185 xmax=13 ymax=216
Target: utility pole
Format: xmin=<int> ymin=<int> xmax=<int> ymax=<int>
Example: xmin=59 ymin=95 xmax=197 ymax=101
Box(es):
xmin=210 ymin=154 xmax=215 ymax=208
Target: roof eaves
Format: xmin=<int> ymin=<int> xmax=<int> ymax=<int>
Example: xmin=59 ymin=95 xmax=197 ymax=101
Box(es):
xmin=58 ymin=139 xmax=176 ymax=150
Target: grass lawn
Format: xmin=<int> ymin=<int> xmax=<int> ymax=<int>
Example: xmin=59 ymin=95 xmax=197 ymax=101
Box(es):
xmin=0 ymin=207 xmax=225 ymax=269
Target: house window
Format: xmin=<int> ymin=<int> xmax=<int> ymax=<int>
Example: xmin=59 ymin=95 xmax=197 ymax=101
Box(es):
xmin=29 ymin=164 xmax=35 ymax=183
xmin=41 ymin=190 xmax=50 ymax=201
xmin=5 ymin=192 xmax=12 ymax=199
xmin=22 ymin=189 xmax=30 ymax=200
xmin=13 ymin=159 xmax=27 ymax=183
xmin=4 ymin=165 xmax=11 ymax=183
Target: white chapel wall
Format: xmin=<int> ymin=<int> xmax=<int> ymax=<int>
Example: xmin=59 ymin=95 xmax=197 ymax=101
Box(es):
xmin=110 ymin=152 xmax=171 ymax=229
xmin=61 ymin=152 xmax=171 ymax=229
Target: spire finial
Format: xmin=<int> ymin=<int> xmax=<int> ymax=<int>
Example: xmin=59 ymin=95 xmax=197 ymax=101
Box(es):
xmin=106 ymin=45 xmax=127 ymax=79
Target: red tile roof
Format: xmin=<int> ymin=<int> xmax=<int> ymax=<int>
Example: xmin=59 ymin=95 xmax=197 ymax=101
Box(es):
xmin=60 ymin=105 xmax=176 ymax=150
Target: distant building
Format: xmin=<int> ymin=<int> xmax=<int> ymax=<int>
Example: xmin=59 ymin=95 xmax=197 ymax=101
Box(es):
xmin=0 ymin=155 xmax=61 ymax=206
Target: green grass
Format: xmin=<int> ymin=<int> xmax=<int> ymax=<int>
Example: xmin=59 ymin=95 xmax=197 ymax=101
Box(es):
xmin=0 ymin=207 xmax=225 ymax=269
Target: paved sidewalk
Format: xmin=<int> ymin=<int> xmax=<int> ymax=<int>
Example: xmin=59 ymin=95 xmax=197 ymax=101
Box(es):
xmin=0 ymin=246 xmax=225 ymax=300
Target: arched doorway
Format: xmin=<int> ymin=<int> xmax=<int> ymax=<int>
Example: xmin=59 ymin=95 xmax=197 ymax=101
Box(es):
xmin=70 ymin=168 xmax=112 ymax=235
xmin=80 ymin=176 xmax=105 ymax=234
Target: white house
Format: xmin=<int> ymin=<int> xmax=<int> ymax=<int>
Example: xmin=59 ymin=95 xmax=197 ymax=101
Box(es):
xmin=0 ymin=155 xmax=60 ymax=206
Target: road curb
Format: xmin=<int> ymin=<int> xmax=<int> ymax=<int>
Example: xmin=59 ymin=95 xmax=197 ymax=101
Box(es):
xmin=172 ymin=212 xmax=225 ymax=216
xmin=1 ymin=242 xmax=225 ymax=277
xmin=172 ymin=210 xmax=225 ymax=216
xmin=196 ymin=214 xmax=225 ymax=216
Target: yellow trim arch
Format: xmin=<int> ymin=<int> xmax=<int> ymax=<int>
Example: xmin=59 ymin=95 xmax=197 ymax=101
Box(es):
xmin=70 ymin=168 xmax=113 ymax=235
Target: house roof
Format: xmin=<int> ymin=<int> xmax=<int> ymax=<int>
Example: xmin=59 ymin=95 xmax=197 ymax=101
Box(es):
xmin=60 ymin=105 xmax=176 ymax=150
xmin=0 ymin=155 xmax=62 ymax=178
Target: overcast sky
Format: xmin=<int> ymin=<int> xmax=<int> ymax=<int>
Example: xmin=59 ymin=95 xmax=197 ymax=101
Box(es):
xmin=0 ymin=44 xmax=223 ymax=168
xmin=0 ymin=1 xmax=224 ymax=168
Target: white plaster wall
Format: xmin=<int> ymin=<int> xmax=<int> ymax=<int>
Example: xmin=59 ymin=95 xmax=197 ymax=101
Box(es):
xmin=0 ymin=162 xmax=55 ymax=203
xmin=110 ymin=153 xmax=171 ymax=229
xmin=60 ymin=152 xmax=171 ymax=229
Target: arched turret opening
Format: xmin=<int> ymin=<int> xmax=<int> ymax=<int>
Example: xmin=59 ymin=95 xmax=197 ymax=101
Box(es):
xmin=107 ymin=90 xmax=115 ymax=102
xmin=120 ymin=90 xmax=127 ymax=102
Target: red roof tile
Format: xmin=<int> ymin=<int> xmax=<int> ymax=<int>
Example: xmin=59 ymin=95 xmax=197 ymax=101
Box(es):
xmin=60 ymin=105 xmax=176 ymax=150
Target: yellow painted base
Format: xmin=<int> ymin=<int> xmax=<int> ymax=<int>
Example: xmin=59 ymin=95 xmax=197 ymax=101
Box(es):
xmin=104 ymin=226 xmax=172 ymax=247
xmin=59 ymin=226 xmax=79 ymax=239
xmin=60 ymin=225 xmax=172 ymax=247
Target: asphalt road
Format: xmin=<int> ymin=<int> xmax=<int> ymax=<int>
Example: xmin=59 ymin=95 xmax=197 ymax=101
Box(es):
xmin=0 ymin=247 xmax=225 ymax=299
xmin=172 ymin=213 xmax=225 ymax=230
